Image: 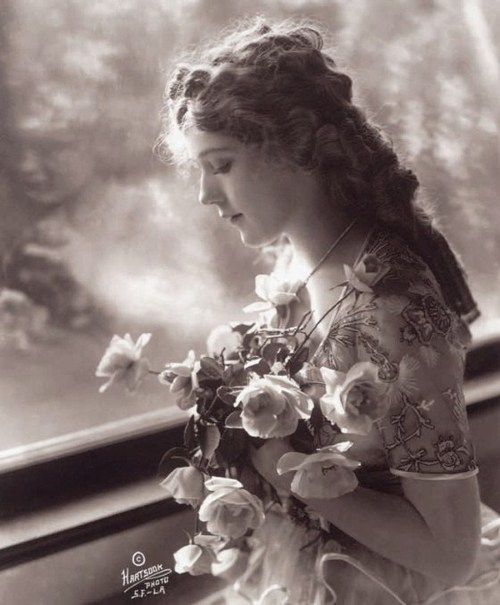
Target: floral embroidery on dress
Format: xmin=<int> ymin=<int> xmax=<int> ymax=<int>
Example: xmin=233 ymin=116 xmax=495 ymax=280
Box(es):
xmin=434 ymin=435 xmax=472 ymax=472
xmin=356 ymin=330 xmax=400 ymax=382
xmin=417 ymin=398 xmax=435 ymax=412
xmin=377 ymin=391 xmax=476 ymax=475
xmin=442 ymin=386 xmax=471 ymax=437
xmin=312 ymin=226 xmax=479 ymax=478
xmin=361 ymin=227 xmax=433 ymax=296
xmin=311 ymin=299 xmax=378 ymax=370
xmin=400 ymin=293 xmax=452 ymax=345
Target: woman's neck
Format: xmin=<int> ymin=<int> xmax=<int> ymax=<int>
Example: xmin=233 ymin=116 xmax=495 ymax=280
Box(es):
xmin=288 ymin=213 xmax=373 ymax=283
xmin=287 ymin=214 xmax=374 ymax=339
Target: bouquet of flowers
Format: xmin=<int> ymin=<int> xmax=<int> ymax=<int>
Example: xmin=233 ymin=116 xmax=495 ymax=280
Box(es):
xmin=95 ymin=260 xmax=392 ymax=580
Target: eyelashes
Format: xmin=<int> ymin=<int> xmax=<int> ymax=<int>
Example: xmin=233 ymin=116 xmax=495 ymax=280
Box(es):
xmin=213 ymin=160 xmax=232 ymax=175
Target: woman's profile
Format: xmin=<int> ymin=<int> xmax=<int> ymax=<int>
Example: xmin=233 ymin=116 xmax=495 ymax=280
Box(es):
xmin=158 ymin=17 xmax=500 ymax=604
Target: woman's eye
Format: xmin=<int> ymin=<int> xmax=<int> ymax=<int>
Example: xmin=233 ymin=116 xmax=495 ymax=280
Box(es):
xmin=213 ymin=160 xmax=232 ymax=175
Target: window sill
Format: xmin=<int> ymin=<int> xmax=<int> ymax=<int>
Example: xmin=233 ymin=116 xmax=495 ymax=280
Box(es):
xmin=0 ymin=475 xmax=184 ymax=570
xmin=0 ymin=406 xmax=189 ymax=474
xmin=464 ymin=372 xmax=500 ymax=408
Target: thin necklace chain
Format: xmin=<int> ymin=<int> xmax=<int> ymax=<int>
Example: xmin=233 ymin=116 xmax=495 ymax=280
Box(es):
xmin=301 ymin=218 xmax=358 ymax=288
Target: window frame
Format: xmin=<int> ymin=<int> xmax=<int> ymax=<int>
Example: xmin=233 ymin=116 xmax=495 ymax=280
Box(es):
xmin=0 ymin=408 xmax=188 ymax=570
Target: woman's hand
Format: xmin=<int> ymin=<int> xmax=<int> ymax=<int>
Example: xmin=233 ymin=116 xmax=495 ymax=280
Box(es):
xmin=249 ymin=437 xmax=296 ymax=498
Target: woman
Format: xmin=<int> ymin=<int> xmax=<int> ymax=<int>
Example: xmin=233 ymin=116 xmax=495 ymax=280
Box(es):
xmin=160 ymin=17 xmax=500 ymax=604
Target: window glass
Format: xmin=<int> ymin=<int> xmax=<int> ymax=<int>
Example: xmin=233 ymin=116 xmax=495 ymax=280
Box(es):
xmin=1 ymin=0 xmax=499 ymax=457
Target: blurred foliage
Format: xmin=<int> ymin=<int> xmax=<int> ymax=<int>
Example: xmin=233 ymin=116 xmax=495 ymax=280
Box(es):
xmin=0 ymin=0 xmax=498 ymax=445
xmin=0 ymin=0 xmax=498 ymax=332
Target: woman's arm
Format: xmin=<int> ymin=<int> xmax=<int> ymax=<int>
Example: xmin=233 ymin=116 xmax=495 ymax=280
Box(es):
xmin=250 ymin=439 xmax=481 ymax=586
xmin=300 ymin=476 xmax=481 ymax=585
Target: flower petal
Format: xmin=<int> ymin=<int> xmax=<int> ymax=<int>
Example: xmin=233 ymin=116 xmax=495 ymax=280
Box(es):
xmin=173 ymin=544 xmax=202 ymax=573
xmin=271 ymin=292 xmax=298 ymax=306
xmin=210 ymin=547 xmax=242 ymax=576
xmin=320 ymin=366 xmax=347 ymax=392
xmin=276 ymin=452 xmax=309 ymax=474
xmin=164 ymin=363 xmax=193 ymax=378
xmin=255 ymin=274 xmax=271 ymax=300
xmin=243 ymin=301 xmax=273 ymax=314
xmin=204 ymin=477 xmax=243 ymax=492
xmin=291 ymin=465 xmax=359 ymax=499
xmin=224 ymin=410 xmax=244 ymax=429
xmin=135 ymin=332 xmax=152 ymax=350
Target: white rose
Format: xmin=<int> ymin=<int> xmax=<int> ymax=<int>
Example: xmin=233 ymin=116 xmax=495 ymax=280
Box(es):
xmin=159 ymin=466 xmax=205 ymax=507
xmin=294 ymin=362 xmax=327 ymax=401
xmin=159 ymin=349 xmax=200 ymax=410
xmin=225 ymin=374 xmax=314 ymax=438
xmin=173 ymin=533 xmax=227 ymax=576
xmin=198 ymin=477 xmax=265 ymax=539
xmin=343 ymin=254 xmax=390 ymax=293
xmin=243 ymin=273 xmax=304 ymax=313
xmin=210 ymin=547 xmax=250 ymax=581
xmin=96 ymin=333 xmax=151 ymax=394
xmin=206 ymin=324 xmax=242 ymax=358
xmin=320 ymin=362 xmax=390 ymax=435
xmin=277 ymin=442 xmax=361 ymax=499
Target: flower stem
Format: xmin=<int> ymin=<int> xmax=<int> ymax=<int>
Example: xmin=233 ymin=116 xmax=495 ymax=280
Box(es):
xmin=202 ymin=393 xmax=220 ymax=420
xmin=286 ymin=287 xmax=354 ymax=369
xmin=292 ymin=310 xmax=313 ymax=336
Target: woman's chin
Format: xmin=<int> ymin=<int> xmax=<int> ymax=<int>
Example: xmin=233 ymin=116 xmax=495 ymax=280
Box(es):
xmin=240 ymin=234 xmax=261 ymax=248
xmin=239 ymin=227 xmax=280 ymax=249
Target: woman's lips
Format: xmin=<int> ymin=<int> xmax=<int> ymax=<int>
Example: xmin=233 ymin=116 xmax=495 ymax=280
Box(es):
xmin=230 ymin=214 xmax=243 ymax=222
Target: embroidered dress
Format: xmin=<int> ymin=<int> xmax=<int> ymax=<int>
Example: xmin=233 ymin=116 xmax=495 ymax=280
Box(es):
xmin=217 ymin=226 xmax=500 ymax=605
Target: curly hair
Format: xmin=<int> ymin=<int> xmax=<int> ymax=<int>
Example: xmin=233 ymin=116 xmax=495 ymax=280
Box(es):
xmin=158 ymin=17 xmax=479 ymax=324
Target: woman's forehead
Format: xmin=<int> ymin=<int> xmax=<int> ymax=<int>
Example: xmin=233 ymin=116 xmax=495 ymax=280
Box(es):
xmin=183 ymin=127 xmax=241 ymax=160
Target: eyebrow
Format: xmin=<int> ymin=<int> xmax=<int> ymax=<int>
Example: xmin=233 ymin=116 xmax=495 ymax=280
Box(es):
xmin=198 ymin=146 xmax=234 ymax=158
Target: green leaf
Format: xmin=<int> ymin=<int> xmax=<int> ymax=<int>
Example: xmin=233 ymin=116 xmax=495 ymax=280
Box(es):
xmin=224 ymin=409 xmax=243 ymax=428
xmin=216 ymin=428 xmax=249 ymax=464
xmin=242 ymin=332 xmax=260 ymax=351
xmin=306 ymin=404 xmax=331 ymax=449
xmin=288 ymin=346 xmax=309 ymax=375
xmin=244 ymin=357 xmax=271 ymax=376
xmin=199 ymin=423 xmax=221 ymax=460
xmin=200 ymin=356 xmax=224 ymax=379
xmin=229 ymin=322 xmax=255 ymax=337
xmin=276 ymin=346 xmax=289 ymax=363
xmin=216 ymin=385 xmax=241 ymax=406
xmin=222 ymin=363 xmax=247 ymax=386
xmin=289 ymin=420 xmax=315 ymax=454
xmin=183 ymin=414 xmax=198 ymax=451
xmin=261 ymin=342 xmax=283 ymax=364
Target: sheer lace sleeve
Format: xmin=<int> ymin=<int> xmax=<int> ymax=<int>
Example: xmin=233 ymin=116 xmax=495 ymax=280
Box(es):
xmin=354 ymin=288 xmax=478 ymax=479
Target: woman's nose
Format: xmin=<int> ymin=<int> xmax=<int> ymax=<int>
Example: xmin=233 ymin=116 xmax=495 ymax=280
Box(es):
xmin=198 ymin=172 xmax=223 ymax=206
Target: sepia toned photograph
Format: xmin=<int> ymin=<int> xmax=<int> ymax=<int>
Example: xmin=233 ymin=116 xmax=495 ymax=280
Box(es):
xmin=0 ymin=1 xmax=499 ymax=603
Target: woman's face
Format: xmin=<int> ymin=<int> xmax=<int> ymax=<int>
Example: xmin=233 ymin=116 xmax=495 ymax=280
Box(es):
xmin=183 ymin=128 xmax=305 ymax=248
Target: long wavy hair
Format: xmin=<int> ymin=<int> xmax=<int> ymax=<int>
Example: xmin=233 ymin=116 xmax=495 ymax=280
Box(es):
xmin=158 ymin=17 xmax=479 ymax=324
